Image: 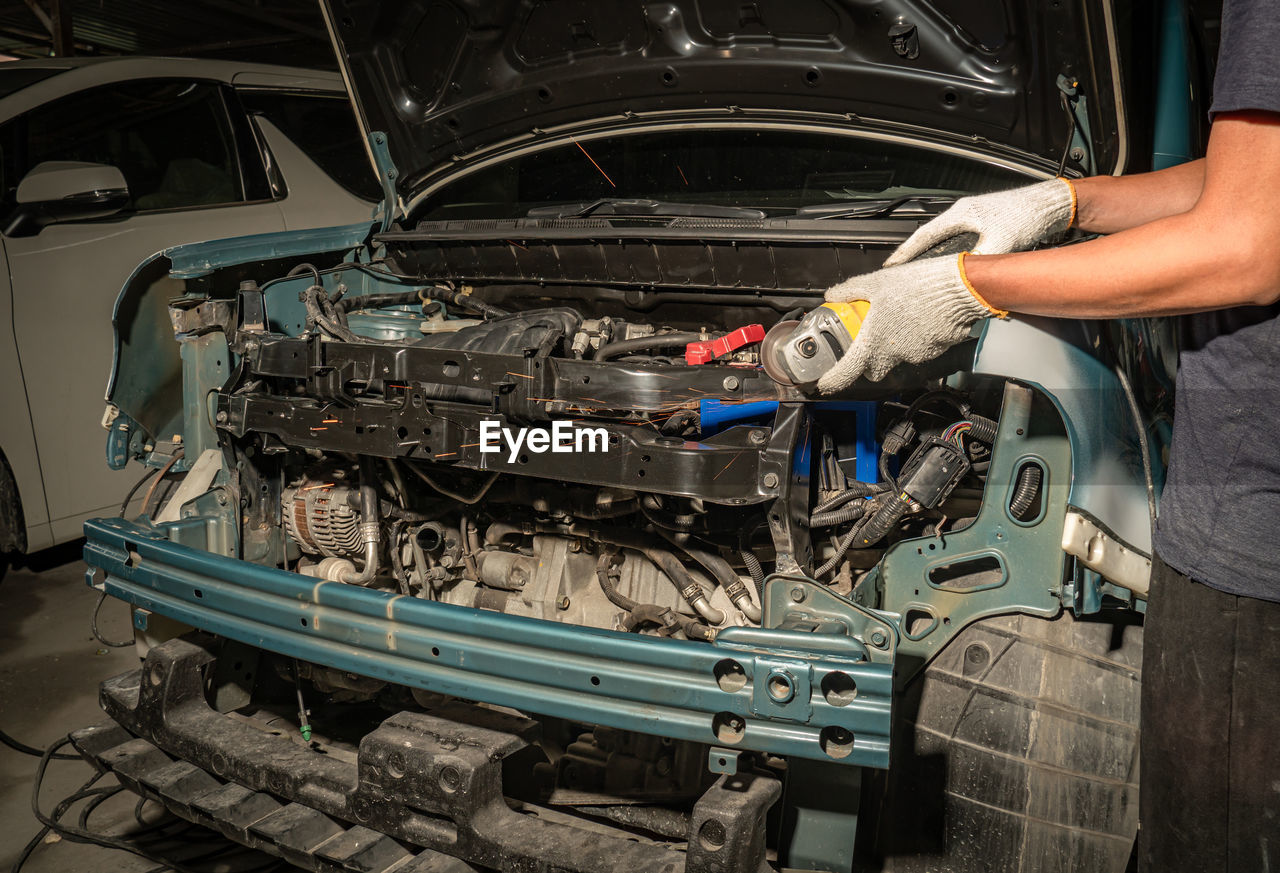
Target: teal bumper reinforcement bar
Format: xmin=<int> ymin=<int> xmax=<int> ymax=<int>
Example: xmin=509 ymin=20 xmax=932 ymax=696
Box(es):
xmin=84 ymin=518 xmax=892 ymax=768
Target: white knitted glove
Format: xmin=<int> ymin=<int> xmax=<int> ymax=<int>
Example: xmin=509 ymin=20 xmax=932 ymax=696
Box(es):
xmin=816 ymin=255 xmax=1003 ymax=393
xmin=885 ymin=178 xmax=1076 ymax=267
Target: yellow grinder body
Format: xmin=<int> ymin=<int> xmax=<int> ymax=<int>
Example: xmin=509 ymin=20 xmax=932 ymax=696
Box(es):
xmin=760 ymin=300 xmax=870 ymax=386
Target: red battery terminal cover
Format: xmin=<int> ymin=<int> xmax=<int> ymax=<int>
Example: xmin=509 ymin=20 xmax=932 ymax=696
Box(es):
xmin=685 ymin=324 xmax=766 ymax=365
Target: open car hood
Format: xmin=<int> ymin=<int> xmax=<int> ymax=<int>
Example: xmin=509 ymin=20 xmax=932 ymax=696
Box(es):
xmin=321 ymin=0 xmax=1126 ymax=206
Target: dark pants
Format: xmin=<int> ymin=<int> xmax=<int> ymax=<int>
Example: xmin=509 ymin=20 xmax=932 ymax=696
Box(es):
xmin=1139 ymin=554 xmax=1280 ymax=872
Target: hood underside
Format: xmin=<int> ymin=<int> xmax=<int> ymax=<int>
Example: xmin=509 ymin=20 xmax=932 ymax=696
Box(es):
xmin=322 ymin=0 xmax=1124 ymax=204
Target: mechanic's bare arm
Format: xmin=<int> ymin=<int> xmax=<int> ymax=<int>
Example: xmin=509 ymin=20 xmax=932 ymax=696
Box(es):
xmin=1072 ymin=159 xmax=1205 ymax=234
xmin=969 ymin=111 xmax=1280 ymax=315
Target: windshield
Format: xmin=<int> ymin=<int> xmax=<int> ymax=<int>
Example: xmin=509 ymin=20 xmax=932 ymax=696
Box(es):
xmin=0 ymin=66 xmax=64 ymax=100
xmin=415 ymin=128 xmax=1033 ymax=221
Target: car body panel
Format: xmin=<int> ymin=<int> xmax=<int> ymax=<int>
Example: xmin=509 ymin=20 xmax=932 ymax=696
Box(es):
xmin=0 ymin=58 xmax=376 ymax=552
xmin=0 ymin=240 xmax=50 ymax=551
xmin=974 ymin=315 xmax=1154 ymax=554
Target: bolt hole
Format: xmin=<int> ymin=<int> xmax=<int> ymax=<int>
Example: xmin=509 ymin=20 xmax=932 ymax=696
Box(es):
xmin=819 ymin=726 xmax=855 ymax=759
xmin=711 ymin=712 xmax=745 ymax=745
xmin=697 ymin=818 xmax=727 ymax=851
xmin=767 ymin=673 xmax=793 ymax=701
xmin=821 ymin=671 xmax=858 ymax=706
xmin=431 ymin=646 xmax=440 ymax=657
xmin=193 ymin=588 xmax=203 ymax=599
xmin=300 ymin=618 xmax=308 ymax=627
xmin=713 ymin=659 xmax=747 ymax=693
xmin=943 ymin=90 xmax=959 ymax=105
xmin=590 ymin=675 xmax=600 ymax=686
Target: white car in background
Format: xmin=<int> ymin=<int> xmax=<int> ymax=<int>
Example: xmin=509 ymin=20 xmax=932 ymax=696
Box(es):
xmin=0 ymin=56 xmax=378 ymax=567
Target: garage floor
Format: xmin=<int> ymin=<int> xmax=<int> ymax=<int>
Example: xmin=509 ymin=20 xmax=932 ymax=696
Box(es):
xmin=0 ymin=542 xmax=297 ymax=872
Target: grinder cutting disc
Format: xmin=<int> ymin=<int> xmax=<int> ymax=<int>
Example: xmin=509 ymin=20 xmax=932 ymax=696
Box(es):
xmin=760 ymin=320 xmax=801 ymax=386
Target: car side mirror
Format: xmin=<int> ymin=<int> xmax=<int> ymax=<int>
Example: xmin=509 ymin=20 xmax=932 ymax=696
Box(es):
xmin=7 ymin=161 xmax=130 ymax=235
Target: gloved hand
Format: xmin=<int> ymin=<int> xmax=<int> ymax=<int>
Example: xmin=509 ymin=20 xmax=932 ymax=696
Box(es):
xmin=885 ymin=178 xmax=1076 ymax=267
xmin=817 ymin=254 xmax=1004 ymax=393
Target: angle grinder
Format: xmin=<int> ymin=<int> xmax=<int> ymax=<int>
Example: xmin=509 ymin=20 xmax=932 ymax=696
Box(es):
xmin=760 ymin=300 xmax=870 ymax=388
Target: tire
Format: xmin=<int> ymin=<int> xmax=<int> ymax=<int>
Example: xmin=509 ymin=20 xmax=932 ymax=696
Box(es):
xmin=864 ymin=610 xmax=1142 ymax=873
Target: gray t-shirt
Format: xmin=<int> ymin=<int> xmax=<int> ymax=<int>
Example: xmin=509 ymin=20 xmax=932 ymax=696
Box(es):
xmin=1152 ymin=0 xmax=1280 ymax=600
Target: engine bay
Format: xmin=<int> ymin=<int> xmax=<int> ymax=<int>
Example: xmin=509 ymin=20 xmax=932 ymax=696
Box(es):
xmin=206 ymin=263 xmax=1037 ymax=644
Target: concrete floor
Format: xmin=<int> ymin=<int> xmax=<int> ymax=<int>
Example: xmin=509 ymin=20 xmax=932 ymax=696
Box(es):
xmin=0 ymin=541 xmax=291 ymax=871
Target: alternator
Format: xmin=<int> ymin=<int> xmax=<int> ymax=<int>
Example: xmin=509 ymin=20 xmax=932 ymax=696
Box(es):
xmin=282 ymin=483 xmax=362 ymax=557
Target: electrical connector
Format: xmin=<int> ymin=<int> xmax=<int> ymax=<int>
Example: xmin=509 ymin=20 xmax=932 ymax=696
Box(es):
xmin=898 ymin=437 xmax=971 ymax=509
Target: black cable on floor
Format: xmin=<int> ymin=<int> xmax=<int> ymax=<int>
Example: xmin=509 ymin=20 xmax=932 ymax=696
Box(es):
xmin=12 ymin=771 xmax=105 ymax=873
xmin=0 ymin=728 xmax=78 ymax=760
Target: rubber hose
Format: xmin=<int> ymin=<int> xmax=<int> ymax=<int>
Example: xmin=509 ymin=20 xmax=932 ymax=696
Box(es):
xmin=596 ymin=553 xmax=640 ymax=612
xmin=653 ymin=529 xmax=755 ymax=623
xmin=675 ymin=616 xmax=717 ymax=642
xmin=640 ymin=502 xmax=699 ymax=531
xmin=967 ymin=414 xmax=999 ymax=444
xmin=588 ymin=526 xmax=727 ymax=625
xmin=740 ymin=548 xmax=765 ymax=590
xmin=814 ymin=483 xmax=880 ymax=513
xmin=856 ymin=494 xmax=910 ymax=547
xmin=646 ymin=549 xmax=726 ymax=624
xmin=420 ymin=286 xmax=508 ymax=319
xmin=1008 ymin=464 xmax=1043 ymax=519
xmin=337 ymin=291 xmax=422 ymax=313
xmin=810 ymin=502 xmax=869 ymax=528
xmin=594 ymin=332 xmax=704 ymax=361
xmin=653 ymin=528 xmax=739 ymax=592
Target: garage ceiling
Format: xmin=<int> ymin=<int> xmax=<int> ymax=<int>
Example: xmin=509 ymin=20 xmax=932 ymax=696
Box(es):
xmin=0 ymin=0 xmax=336 ymax=69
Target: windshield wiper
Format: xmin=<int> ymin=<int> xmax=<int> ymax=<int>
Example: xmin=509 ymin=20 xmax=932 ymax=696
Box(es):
xmin=794 ymin=195 xmax=957 ymax=220
xmin=526 ymin=198 xmax=766 ymax=220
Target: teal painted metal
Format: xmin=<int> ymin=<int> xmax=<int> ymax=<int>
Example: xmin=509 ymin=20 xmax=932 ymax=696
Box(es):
xmin=760 ymin=575 xmax=897 ymax=665
xmin=778 ymin=757 xmax=861 ymax=873
xmin=1154 ymin=0 xmax=1194 ymax=170
xmin=105 ymin=411 xmax=140 ymax=471
xmin=106 ymin=222 xmax=376 ymax=456
xmin=177 ymin=333 xmax=230 ymax=470
xmin=878 ymin=383 xmax=1067 ymax=676
xmin=751 ymin=384 xmax=1071 ymax=685
xmin=82 ymin=516 xmax=894 ymax=768
xmin=972 ymin=315 xmax=1152 ymax=555
xmin=165 ymin=222 xmax=375 ymax=280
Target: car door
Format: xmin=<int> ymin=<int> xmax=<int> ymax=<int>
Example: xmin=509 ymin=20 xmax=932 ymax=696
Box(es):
xmin=3 ymin=78 xmax=288 ymax=542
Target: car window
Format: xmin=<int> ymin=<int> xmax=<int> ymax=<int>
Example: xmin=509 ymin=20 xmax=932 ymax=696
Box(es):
xmin=3 ymin=79 xmax=246 ymax=213
xmin=416 ymin=128 xmax=1032 ymax=220
xmin=238 ymin=89 xmax=380 ymax=202
xmin=0 ymin=67 xmax=65 ymax=99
